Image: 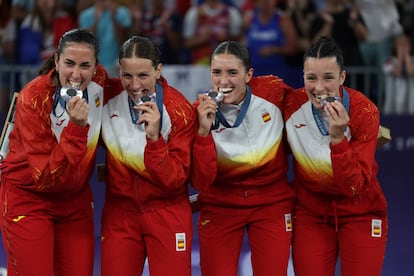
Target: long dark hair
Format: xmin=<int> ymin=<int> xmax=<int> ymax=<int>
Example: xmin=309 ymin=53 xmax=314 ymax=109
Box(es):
xmin=38 ymin=28 xmax=99 ymax=75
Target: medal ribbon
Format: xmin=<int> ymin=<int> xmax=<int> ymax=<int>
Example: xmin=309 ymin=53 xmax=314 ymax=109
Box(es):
xmin=52 ymin=86 xmax=88 ymax=118
xmin=129 ymin=82 xmax=164 ymax=130
xmin=312 ymin=87 xmax=350 ymax=136
xmin=214 ymin=85 xmax=252 ymax=129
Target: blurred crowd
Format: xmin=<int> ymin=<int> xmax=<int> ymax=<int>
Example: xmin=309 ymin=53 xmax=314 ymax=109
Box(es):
xmin=1 ymin=0 xmax=414 ymax=114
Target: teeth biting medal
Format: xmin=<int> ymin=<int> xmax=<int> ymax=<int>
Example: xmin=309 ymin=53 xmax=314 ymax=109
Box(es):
xmin=135 ymin=93 xmax=156 ymax=106
xmin=315 ymin=94 xmax=341 ymax=106
xmin=206 ymin=90 xmax=224 ymax=103
xmin=60 ymin=87 xmax=83 ymax=102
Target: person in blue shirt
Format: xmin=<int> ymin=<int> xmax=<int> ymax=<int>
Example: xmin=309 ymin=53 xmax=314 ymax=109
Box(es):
xmin=79 ymin=0 xmax=132 ymax=76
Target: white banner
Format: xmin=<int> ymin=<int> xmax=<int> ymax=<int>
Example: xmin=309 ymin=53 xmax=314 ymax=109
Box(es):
xmin=162 ymin=65 xmax=211 ymax=103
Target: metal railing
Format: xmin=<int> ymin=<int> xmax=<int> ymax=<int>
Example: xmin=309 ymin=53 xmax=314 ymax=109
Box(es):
xmin=0 ymin=64 xmax=40 ymax=93
xmin=345 ymin=65 xmax=385 ymax=110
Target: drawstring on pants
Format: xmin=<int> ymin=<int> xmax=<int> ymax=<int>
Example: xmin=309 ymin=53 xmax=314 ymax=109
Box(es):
xmin=324 ymin=200 xmax=339 ymax=232
xmin=332 ymin=200 xmax=338 ymax=232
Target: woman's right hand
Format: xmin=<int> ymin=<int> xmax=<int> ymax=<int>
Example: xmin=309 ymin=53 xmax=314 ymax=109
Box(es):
xmin=197 ymin=93 xmax=218 ymax=136
xmin=67 ymin=97 xmax=89 ymax=127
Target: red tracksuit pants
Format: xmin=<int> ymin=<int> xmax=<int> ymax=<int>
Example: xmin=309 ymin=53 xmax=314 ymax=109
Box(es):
xmin=100 ymin=199 xmax=193 ymax=276
xmin=198 ymin=199 xmax=294 ymax=276
xmin=0 ymin=180 xmax=95 ymax=276
xmin=292 ymin=206 xmax=388 ymax=276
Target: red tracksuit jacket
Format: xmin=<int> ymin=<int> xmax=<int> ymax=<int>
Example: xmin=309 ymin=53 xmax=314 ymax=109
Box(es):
xmin=101 ymin=77 xmax=197 ymax=211
xmin=0 ymin=65 xmax=107 ymax=198
xmin=190 ymin=75 xmax=295 ymax=208
xmin=284 ymin=86 xmax=387 ymax=217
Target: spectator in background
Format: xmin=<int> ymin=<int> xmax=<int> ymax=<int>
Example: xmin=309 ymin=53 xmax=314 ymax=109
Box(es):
xmin=128 ymin=0 xmax=143 ymax=37
xmin=0 ymin=0 xmax=34 ymax=102
xmin=383 ymin=33 xmax=414 ymax=114
xmin=0 ymin=0 xmax=13 ymax=113
xmin=356 ymin=0 xmax=403 ymax=104
xmin=284 ymin=0 xmax=316 ymax=71
xmin=76 ymin=0 xmax=93 ymax=15
xmin=238 ymin=0 xmax=255 ymax=25
xmin=16 ymin=0 xmax=77 ymax=88
xmin=54 ymin=0 xmax=78 ymax=47
xmin=233 ymin=0 xmax=254 ymax=10
xmin=18 ymin=0 xmax=61 ymax=65
xmin=182 ymin=0 xmax=243 ymax=65
xmin=10 ymin=0 xmax=34 ymax=27
xmin=175 ymin=0 xmax=193 ymax=17
xmin=244 ymin=0 xmax=299 ymax=87
xmin=309 ymin=0 xmax=368 ymax=92
xmin=79 ymin=0 xmax=132 ymax=76
xmin=398 ymin=0 xmax=414 ymax=41
xmin=197 ymin=0 xmax=236 ymax=5
xmin=134 ymin=0 xmax=183 ymax=64
xmin=312 ymin=0 xmax=325 ymax=10
xmin=357 ymin=0 xmax=403 ymax=67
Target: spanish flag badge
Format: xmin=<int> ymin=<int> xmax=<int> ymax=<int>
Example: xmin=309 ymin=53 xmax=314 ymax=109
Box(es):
xmin=262 ymin=111 xmax=271 ymax=123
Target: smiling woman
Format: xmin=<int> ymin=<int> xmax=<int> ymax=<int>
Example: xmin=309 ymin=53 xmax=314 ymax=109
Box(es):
xmin=0 ymin=28 xmax=107 ymax=275
xmin=284 ymin=36 xmax=388 ymax=276
xmin=100 ymin=35 xmax=197 ymax=276
xmin=190 ymin=40 xmax=295 ymax=276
